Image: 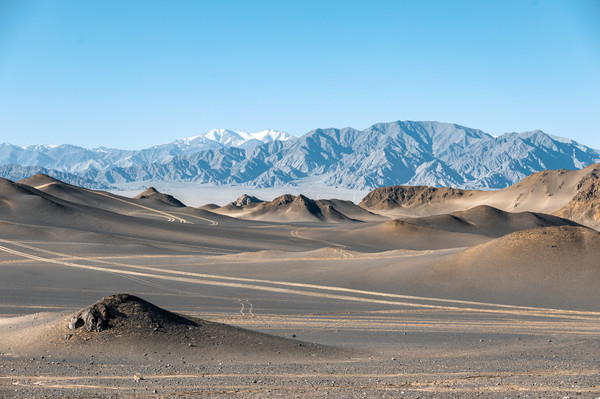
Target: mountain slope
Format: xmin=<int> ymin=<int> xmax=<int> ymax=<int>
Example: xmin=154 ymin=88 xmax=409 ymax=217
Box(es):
xmin=1 ymin=121 xmax=598 ymax=190
xmin=0 ymin=128 xmax=290 ymax=175
xmin=86 ymin=121 xmax=600 ymax=189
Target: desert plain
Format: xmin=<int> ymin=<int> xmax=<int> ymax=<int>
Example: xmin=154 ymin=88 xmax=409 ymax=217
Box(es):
xmin=1 ymin=166 xmax=599 ymax=398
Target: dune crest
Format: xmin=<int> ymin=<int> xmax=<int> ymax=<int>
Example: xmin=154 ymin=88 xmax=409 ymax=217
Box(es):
xmin=426 ymin=226 xmax=600 ymax=308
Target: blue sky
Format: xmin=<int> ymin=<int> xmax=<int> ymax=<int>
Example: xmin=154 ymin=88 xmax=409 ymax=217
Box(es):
xmin=0 ymin=0 xmax=599 ymax=149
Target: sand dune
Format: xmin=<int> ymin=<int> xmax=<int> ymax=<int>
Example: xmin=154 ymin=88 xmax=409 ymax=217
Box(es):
xmin=0 ymin=178 xmax=330 ymax=254
xmin=344 ymin=218 xmax=490 ymax=250
xmin=426 ymin=226 xmax=600 ymax=309
xmin=19 ymin=174 xmax=191 ymax=220
xmin=405 ymin=205 xmax=581 ymax=237
xmin=0 ymin=177 xmax=85 ymax=220
xmin=2 ymin=171 xmax=600 ymax=397
xmin=301 ymin=205 xmax=581 ymax=252
xmin=360 ymin=163 xmax=600 ymax=224
xmin=197 ymin=203 xmax=220 ymax=210
xmin=1 ymin=294 xmax=335 ymax=362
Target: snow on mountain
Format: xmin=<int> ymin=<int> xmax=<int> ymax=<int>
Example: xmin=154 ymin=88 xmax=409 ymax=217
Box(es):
xmin=0 ymin=129 xmax=291 ymax=173
xmin=1 ymin=122 xmax=598 ymax=190
xmin=202 ymin=129 xmax=292 ymax=148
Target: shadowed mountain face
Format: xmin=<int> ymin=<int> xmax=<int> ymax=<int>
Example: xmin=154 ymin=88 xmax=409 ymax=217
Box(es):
xmin=1 ymin=121 xmax=598 ymax=190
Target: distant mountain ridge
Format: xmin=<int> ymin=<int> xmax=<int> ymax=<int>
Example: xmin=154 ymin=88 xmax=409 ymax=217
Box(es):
xmin=1 ymin=121 xmax=598 ymax=190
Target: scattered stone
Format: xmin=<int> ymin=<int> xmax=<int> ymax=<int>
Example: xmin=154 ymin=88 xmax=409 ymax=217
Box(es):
xmin=134 ymin=373 xmax=144 ymax=382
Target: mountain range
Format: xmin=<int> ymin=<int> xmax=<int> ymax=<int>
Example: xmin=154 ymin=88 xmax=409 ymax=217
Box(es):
xmin=1 ymin=121 xmax=598 ymax=190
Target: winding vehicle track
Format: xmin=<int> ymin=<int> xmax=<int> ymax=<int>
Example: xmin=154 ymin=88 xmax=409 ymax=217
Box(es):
xmin=0 ymin=238 xmax=598 ymax=320
xmin=33 ymin=182 xmax=196 ymax=224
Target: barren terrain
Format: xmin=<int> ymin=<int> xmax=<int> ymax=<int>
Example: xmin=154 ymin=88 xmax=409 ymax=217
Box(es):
xmin=1 ymin=171 xmax=599 ymax=397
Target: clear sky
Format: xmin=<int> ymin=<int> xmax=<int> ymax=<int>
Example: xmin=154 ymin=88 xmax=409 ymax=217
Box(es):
xmin=0 ymin=0 xmax=599 ymax=149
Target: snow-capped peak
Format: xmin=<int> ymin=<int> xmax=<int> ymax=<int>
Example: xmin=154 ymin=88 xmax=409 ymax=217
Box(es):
xmin=198 ymin=128 xmax=291 ymax=148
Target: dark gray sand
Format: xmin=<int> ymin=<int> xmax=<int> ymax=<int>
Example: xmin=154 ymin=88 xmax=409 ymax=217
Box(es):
xmin=1 ymin=176 xmax=599 ymax=397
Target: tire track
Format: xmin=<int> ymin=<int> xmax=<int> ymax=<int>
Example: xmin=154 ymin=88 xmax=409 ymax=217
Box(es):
xmin=291 ymin=229 xmax=348 ymax=249
xmin=0 ymin=239 xmax=599 ymax=319
xmin=34 ymin=182 xmax=193 ymax=224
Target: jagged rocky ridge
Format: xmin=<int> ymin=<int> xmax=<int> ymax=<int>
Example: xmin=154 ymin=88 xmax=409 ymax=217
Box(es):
xmin=1 ymin=121 xmax=598 ymax=190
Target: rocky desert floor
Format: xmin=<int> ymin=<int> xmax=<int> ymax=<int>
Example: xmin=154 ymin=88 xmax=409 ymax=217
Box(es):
xmin=0 ymin=175 xmax=599 ymax=397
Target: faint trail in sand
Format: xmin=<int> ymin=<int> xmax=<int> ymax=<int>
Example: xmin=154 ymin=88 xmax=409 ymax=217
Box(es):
xmin=243 ymin=300 xmax=254 ymax=317
xmin=4 ymin=367 xmax=599 ymax=381
xmin=1 ymin=239 xmax=599 ymax=320
xmin=92 ymin=191 xmax=192 ymax=224
xmin=290 ymin=229 xmax=348 ymax=249
xmin=34 ymin=182 xmax=193 ymax=224
xmin=236 ymin=299 xmax=255 ymax=317
xmin=237 ymin=300 xmax=247 ymax=317
xmin=171 ymin=211 xmax=219 ymax=226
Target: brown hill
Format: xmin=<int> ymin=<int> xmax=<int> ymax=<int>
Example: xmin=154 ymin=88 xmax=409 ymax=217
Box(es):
xmin=555 ymin=174 xmax=600 ymax=230
xmin=232 ymin=194 xmax=263 ymax=207
xmin=316 ymin=199 xmax=387 ymax=221
xmin=425 ymin=226 xmax=600 ymax=309
xmin=359 ymin=163 xmax=600 ymax=223
xmin=214 ymin=195 xmax=378 ymax=222
xmin=241 ymin=194 xmax=355 ymax=223
xmin=134 ymin=187 xmax=186 ymax=207
xmin=360 ymin=186 xmax=478 ymax=210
